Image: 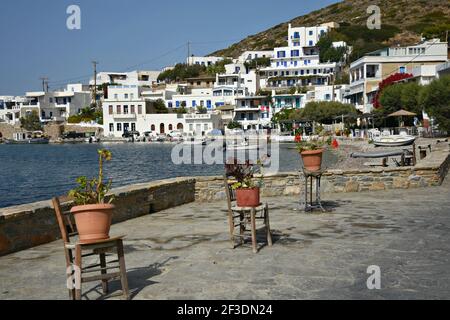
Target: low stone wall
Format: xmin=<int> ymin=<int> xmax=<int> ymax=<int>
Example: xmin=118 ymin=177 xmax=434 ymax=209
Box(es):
xmin=0 ymin=178 xmax=195 ymax=256
xmin=1 ymin=147 xmax=449 ymax=257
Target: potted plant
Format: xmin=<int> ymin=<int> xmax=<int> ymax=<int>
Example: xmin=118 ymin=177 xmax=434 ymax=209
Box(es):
xmin=225 ymin=159 xmax=264 ymax=207
xmin=296 ymin=137 xmax=327 ymax=172
xmin=68 ymin=149 xmax=115 ymax=243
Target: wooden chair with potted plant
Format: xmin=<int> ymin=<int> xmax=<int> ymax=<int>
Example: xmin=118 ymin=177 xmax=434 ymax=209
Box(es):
xmin=223 ymin=159 xmax=272 ymax=253
xmin=52 ymin=149 xmax=129 ymax=300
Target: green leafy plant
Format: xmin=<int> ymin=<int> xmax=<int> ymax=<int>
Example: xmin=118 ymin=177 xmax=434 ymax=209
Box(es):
xmin=225 ymin=159 xmax=264 ymax=190
xmin=69 ymin=149 xmax=114 ymax=205
xmin=296 ymin=137 xmax=328 ymax=153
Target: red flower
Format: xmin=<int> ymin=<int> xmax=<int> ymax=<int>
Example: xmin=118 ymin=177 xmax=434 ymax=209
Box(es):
xmin=331 ymin=139 xmax=339 ymax=149
xmin=295 ymin=135 xmax=302 ymax=143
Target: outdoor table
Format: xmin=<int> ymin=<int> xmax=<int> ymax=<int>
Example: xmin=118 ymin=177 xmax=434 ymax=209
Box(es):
xmin=299 ymin=168 xmax=327 ymax=213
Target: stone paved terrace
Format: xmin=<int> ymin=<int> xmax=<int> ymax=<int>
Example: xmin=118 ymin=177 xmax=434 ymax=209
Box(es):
xmin=1 ymin=178 xmax=450 ymax=300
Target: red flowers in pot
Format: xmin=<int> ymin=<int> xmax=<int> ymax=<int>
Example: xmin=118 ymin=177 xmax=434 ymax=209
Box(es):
xmin=225 ymin=159 xmax=264 ymax=208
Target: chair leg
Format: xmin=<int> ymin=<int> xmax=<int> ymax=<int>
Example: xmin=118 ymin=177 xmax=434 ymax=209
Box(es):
xmin=67 ymin=249 xmax=76 ymax=300
xmin=250 ymin=209 xmax=258 ymax=254
xmin=74 ymin=245 xmax=82 ymax=300
xmin=228 ymin=212 xmax=235 ymax=249
xmin=99 ymin=253 xmax=109 ymax=294
xmin=265 ymin=205 xmax=273 ymax=247
xmin=116 ymin=240 xmax=130 ymax=300
xmin=239 ymin=213 xmax=245 ymax=245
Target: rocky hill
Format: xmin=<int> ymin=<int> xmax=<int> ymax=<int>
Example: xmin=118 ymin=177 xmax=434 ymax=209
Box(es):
xmin=210 ymin=0 xmax=450 ymax=61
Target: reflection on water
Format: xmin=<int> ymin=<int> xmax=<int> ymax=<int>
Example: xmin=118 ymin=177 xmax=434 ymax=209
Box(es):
xmin=0 ymin=143 xmax=337 ymax=208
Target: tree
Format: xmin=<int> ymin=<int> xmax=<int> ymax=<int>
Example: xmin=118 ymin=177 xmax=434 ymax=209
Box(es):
xmin=68 ymin=106 xmax=103 ymax=124
xmin=153 ymin=99 xmax=169 ymax=114
xmin=300 ymin=101 xmax=357 ymax=124
xmin=157 ymin=63 xmax=206 ymax=83
xmin=206 ymin=58 xmax=233 ymax=75
xmin=419 ymin=76 xmax=450 ymax=133
xmin=196 ymin=105 xmax=207 ymax=114
xmin=379 ymin=84 xmax=404 ymax=115
xmin=373 ymin=73 xmax=413 ymax=109
xmin=271 ymin=108 xmax=295 ymax=124
xmin=227 ymin=121 xmax=242 ymax=130
xmin=20 ymin=110 xmax=42 ymax=131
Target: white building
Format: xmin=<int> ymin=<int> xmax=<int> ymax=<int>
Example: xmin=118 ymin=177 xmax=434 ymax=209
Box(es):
xmin=23 ymin=84 xmax=91 ymax=122
xmin=90 ymin=70 xmax=161 ymax=88
xmin=234 ymin=96 xmax=271 ymax=130
xmin=347 ymin=39 xmax=448 ymax=112
xmin=237 ymin=51 xmax=274 ymax=63
xmin=0 ymin=96 xmax=28 ymax=124
xmin=186 ymin=56 xmax=227 ymax=67
xmin=260 ymin=23 xmax=339 ymax=89
xmin=102 ymin=85 xmax=222 ymax=137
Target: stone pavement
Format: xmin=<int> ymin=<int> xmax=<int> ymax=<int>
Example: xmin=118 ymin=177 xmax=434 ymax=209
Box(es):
xmin=0 ymin=178 xmax=449 ymax=300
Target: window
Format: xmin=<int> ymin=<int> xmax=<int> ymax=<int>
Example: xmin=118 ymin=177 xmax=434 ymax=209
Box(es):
xmin=169 ymin=124 xmax=173 ymax=131
xmin=130 ymin=105 xmax=135 ymax=114
xmin=277 ymin=51 xmax=286 ymax=58
xmin=192 ymin=100 xmax=196 ymax=107
xmin=291 ymin=50 xmax=300 ymax=57
xmin=124 ymin=123 xmax=130 ymax=132
xmin=309 ymin=30 xmax=313 ymax=36
xmin=114 ymin=94 xmax=118 ymax=100
xmin=131 ymin=123 xmax=136 ymax=131
xmin=207 ymin=100 xmax=212 ymax=109
xmin=138 ymin=105 xmax=142 ymax=114
xmin=68 ymin=97 xmax=72 ymax=103
xmin=124 ymin=94 xmax=129 ymax=99
xmin=309 ymin=41 xmax=314 ymax=46
xmin=189 ymin=124 xmax=194 ymax=131
xmin=124 ymin=105 xmax=129 ymax=114
xmin=168 ymin=102 xmax=173 ymax=108
xmin=176 ymin=101 xmax=180 ymax=107
xmin=130 ymin=94 xmax=134 ymax=100
xmin=49 ymin=98 xmax=53 ymax=103
xmin=117 ymin=123 xmax=122 ymax=131
xmin=109 ymin=124 xmax=114 ymax=132
xmin=325 ymin=94 xmax=331 ymax=100
xmin=204 ymin=124 xmax=208 ymax=131
xmin=293 ymin=32 xmax=300 ymax=39
xmin=108 ymin=105 xmax=113 ymax=115
xmin=249 ymin=113 xmax=253 ymax=120
xmin=399 ymin=66 xmax=406 ymax=74
xmin=117 ymin=105 xmax=122 ymax=114
xmin=151 ymin=124 xmax=155 ymax=131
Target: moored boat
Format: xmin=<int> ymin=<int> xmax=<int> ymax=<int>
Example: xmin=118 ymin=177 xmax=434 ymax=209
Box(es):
xmin=373 ymin=135 xmax=416 ymax=147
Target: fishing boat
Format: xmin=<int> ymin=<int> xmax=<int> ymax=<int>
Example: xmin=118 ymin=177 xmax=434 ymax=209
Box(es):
xmin=372 ymin=134 xmax=416 ymax=147
xmin=226 ymin=140 xmax=259 ymax=151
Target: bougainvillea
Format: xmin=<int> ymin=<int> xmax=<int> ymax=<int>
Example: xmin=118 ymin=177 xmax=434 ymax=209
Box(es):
xmin=373 ymin=73 xmax=413 ymax=109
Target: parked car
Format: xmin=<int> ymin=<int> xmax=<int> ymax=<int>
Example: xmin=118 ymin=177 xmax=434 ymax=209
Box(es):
xmin=62 ymin=131 xmax=85 ymax=140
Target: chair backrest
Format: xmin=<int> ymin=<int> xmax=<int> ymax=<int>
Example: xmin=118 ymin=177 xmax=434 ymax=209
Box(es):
xmin=52 ymin=197 xmax=78 ymax=245
xmin=223 ymin=174 xmax=237 ymax=211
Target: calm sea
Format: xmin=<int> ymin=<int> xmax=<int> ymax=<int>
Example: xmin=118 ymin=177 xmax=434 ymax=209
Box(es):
xmin=0 ymin=143 xmax=336 ymax=208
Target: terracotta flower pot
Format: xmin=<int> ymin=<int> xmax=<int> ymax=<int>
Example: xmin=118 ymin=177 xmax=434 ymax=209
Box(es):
xmin=236 ymin=188 xmax=260 ymax=207
xmin=301 ymin=149 xmax=324 ymax=172
xmin=70 ymin=204 xmax=114 ymax=244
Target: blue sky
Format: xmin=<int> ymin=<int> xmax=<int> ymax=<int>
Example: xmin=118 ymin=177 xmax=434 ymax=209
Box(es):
xmin=0 ymin=0 xmax=340 ymax=95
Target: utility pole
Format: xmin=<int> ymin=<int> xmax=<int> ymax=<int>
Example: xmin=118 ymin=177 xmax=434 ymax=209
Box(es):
xmin=187 ymin=41 xmax=191 ymax=65
xmin=40 ymin=77 xmax=49 ymax=92
xmin=92 ymin=61 xmax=99 ymax=109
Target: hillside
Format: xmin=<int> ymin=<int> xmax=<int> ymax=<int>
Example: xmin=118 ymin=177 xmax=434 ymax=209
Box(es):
xmin=210 ymin=0 xmax=450 ymax=61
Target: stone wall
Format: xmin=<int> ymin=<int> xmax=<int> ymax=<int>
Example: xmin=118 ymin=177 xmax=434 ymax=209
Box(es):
xmin=0 ymin=178 xmax=195 ymax=256
xmin=0 ymin=123 xmax=25 ymax=139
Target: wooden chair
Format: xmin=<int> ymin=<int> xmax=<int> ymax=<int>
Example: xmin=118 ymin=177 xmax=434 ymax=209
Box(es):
xmin=223 ymin=175 xmax=272 ymax=253
xmin=52 ymin=197 xmax=130 ymax=300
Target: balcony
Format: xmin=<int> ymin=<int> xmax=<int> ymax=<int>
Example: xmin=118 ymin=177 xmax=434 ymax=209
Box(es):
xmin=112 ymin=113 xmax=137 ymax=120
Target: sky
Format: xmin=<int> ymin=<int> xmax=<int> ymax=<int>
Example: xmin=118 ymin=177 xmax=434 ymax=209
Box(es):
xmin=0 ymin=0 xmax=340 ymax=96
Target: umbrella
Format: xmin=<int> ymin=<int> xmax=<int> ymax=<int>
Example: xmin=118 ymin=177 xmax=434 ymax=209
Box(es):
xmin=387 ymin=109 xmax=417 ymax=128
xmin=208 ymin=129 xmax=223 ymax=136
xmin=387 ymin=109 xmax=417 ymax=117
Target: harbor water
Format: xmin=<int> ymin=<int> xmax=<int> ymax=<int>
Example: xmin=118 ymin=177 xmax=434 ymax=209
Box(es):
xmin=0 ymin=143 xmax=337 ymax=208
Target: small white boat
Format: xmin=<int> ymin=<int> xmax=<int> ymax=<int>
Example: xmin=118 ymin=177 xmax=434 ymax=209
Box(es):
xmin=226 ymin=140 xmax=259 ymax=151
xmin=373 ymin=135 xmax=416 ymax=147
xmin=183 ymin=138 xmax=207 ymax=145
